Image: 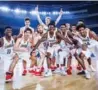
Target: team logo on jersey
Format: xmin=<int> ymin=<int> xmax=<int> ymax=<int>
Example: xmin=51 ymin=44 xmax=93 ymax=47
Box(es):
xmin=21 ymin=44 xmax=28 ymax=48
xmin=5 ymin=44 xmax=14 ymax=48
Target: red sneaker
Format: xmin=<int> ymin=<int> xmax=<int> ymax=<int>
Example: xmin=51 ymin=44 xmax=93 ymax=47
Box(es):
xmin=66 ymin=68 xmax=72 ymax=75
xmin=35 ymin=68 xmax=41 ymax=76
xmin=69 ymin=66 xmax=72 ymax=70
xmin=6 ymin=72 xmax=13 ymax=82
xmin=22 ymin=70 xmax=27 ymax=76
xmin=77 ymin=66 xmax=82 ymax=71
xmin=50 ymin=66 xmax=57 ymax=71
xmin=41 ymin=67 xmax=44 ymax=72
xmin=29 ymin=69 xmax=35 ymax=75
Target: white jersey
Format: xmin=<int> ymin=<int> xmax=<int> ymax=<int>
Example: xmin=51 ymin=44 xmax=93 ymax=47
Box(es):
xmin=72 ymin=30 xmax=79 ymax=36
xmin=79 ymin=30 xmax=90 ymax=45
xmin=47 ymin=31 xmax=56 ymax=42
xmin=19 ymin=39 xmax=31 ymax=52
xmin=62 ymin=30 xmax=73 ymax=48
xmin=59 ymin=40 xmax=70 ymax=52
xmin=46 ymin=31 xmax=56 ymax=48
xmin=1 ymin=37 xmax=14 ymax=56
xmin=44 ymin=25 xmax=48 ymax=31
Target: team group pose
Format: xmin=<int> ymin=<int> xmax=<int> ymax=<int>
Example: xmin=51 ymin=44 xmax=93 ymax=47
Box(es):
xmin=0 ymin=6 xmax=98 ymax=89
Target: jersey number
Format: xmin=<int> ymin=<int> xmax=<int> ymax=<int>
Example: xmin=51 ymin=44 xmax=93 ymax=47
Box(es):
xmin=7 ymin=49 xmax=11 ymax=54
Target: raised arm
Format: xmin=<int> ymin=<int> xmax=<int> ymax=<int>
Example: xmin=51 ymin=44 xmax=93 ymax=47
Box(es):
xmin=55 ymin=8 xmax=63 ymax=25
xmin=35 ymin=5 xmax=47 ymax=28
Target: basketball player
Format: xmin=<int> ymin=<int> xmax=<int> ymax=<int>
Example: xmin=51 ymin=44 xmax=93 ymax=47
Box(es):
xmin=6 ymin=28 xmax=32 ymax=81
xmin=65 ymin=23 xmax=71 ymax=30
xmin=76 ymin=24 xmax=98 ymax=58
xmin=35 ymin=5 xmax=63 ymax=31
xmin=31 ymin=21 xmax=59 ymax=76
xmin=29 ymin=24 xmax=46 ymax=76
xmin=71 ymin=24 xmax=79 ymax=36
xmin=76 ymin=24 xmax=98 ymax=77
xmin=0 ymin=26 xmax=17 ymax=72
xmin=0 ymin=26 xmax=19 ymax=81
xmin=56 ymin=24 xmax=90 ymax=79
xmin=53 ymin=24 xmax=72 ymax=75
xmin=19 ymin=17 xmax=34 ymax=38
xmin=19 ymin=18 xmax=34 ymax=75
xmin=46 ymin=24 xmax=81 ymax=76
xmin=32 ymin=22 xmax=78 ymax=76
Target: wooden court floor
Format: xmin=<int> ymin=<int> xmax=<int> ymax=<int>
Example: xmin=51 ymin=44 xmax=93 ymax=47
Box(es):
xmin=1 ymin=58 xmax=97 ymax=90
xmin=5 ymin=72 xmax=98 ymax=90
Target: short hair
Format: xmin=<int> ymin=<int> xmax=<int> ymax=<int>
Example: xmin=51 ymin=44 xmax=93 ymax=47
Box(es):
xmin=78 ymin=19 xmax=84 ymax=22
xmin=25 ymin=17 xmax=30 ymax=21
xmin=48 ymin=21 xmax=55 ymax=27
xmin=71 ymin=24 xmax=76 ymax=26
xmin=24 ymin=28 xmax=32 ymax=33
xmin=65 ymin=23 xmax=70 ymax=27
xmin=77 ymin=20 xmax=85 ymax=26
xmin=60 ymin=24 xmax=66 ymax=26
xmin=5 ymin=26 xmax=12 ymax=30
xmin=46 ymin=17 xmax=51 ymax=20
xmin=37 ymin=24 xmax=43 ymax=28
xmin=76 ymin=24 xmax=86 ymax=31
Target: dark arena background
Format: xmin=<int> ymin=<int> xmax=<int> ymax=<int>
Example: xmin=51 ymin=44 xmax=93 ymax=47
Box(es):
xmin=0 ymin=1 xmax=98 ymax=37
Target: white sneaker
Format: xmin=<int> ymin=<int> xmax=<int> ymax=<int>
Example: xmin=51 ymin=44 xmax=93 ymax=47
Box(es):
xmin=84 ymin=70 xmax=91 ymax=79
xmin=89 ymin=65 xmax=96 ymax=72
xmin=54 ymin=68 xmax=61 ymax=74
xmin=60 ymin=70 xmax=67 ymax=76
xmin=60 ymin=67 xmax=67 ymax=76
xmin=44 ymin=69 xmax=52 ymax=77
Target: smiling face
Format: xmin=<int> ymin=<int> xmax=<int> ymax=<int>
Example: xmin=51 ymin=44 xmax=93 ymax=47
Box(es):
xmin=45 ymin=17 xmax=51 ymax=25
xmin=25 ymin=20 xmax=30 ymax=27
xmin=78 ymin=27 xmax=86 ymax=36
xmin=37 ymin=25 xmax=43 ymax=33
xmin=71 ymin=25 xmax=76 ymax=31
xmin=60 ymin=24 xmax=66 ymax=32
xmin=66 ymin=23 xmax=70 ymax=30
xmin=24 ymin=28 xmax=32 ymax=39
xmin=48 ymin=24 xmax=55 ymax=33
xmin=5 ymin=28 xmax=12 ymax=37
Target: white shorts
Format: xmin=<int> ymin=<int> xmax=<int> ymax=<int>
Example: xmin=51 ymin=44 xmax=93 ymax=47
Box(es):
xmin=47 ymin=44 xmax=60 ymax=58
xmin=88 ymin=39 xmax=98 ymax=57
xmin=76 ymin=48 xmax=82 ymax=55
xmin=76 ymin=48 xmax=91 ymax=59
xmin=1 ymin=54 xmax=14 ymax=73
xmin=37 ymin=47 xmax=46 ymax=56
xmin=17 ymin=52 xmax=30 ymax=62
xmin=82 ymin=49 xmax=91 ymax=59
